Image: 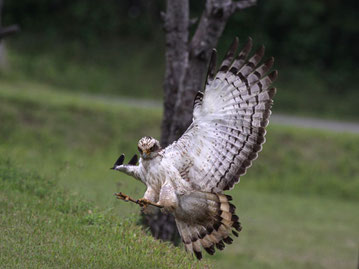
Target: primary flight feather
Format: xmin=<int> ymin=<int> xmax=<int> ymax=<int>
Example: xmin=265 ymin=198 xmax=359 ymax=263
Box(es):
xmin=112 ymin=37 xmax=277 ymax=260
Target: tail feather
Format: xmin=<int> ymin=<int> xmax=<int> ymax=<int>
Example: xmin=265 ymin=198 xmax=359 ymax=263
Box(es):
xmin=220 ymin=218 xmax=234 ymax=229
xmin=223 ymin=236 xmax=233 ymax=244
xmin=220 ymin=210 xmax=233 ymax=221
xmin=175 ymin=193 xmax=241 ymax=260
xmin=200 ymin=234 xmax=213 ymax=249
xmin=204 ymin=244 xmax=215 ymax=255
xmin=216 ymin=240 xmax=225 ymax=250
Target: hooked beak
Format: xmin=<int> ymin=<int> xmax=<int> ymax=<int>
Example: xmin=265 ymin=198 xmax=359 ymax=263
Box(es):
xmin=142 ymin=150 xmax=150 ymax=159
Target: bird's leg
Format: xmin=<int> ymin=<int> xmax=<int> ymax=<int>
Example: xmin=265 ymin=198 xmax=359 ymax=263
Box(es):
xmin=137 ymin=198 xmax=164 ymax=209
xmin=114 ymin=192 xmax=163 ymax=209
xmin=114 ymin=192 xmax=138 ymax=204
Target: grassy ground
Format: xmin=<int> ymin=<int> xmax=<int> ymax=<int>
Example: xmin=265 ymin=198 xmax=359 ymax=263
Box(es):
xmin=0 ymin=80 xmax=359 ymax=268
xmin=211 ymin=190 xmax=359 ymax=269
xmin=0 ymin=159 xmax=205 ymax=268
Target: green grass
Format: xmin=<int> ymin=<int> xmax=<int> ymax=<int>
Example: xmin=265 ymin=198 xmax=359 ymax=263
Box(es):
xmin=0 ymin=159 xmax=206 ymax=268
xmin=0 ymin=79 xmax=162 ymax=211
xmin=210 ymin=189 xmax=359 ymax=269
xmin=274 ymin=67 xmax=359 ymax=121
xmin=4 ymin=37 xmax=165 ymax=99
xmin=4 ymin=38 xmax=359 ymax=121
xmin=244 ymin=125 xmax=359 ymax=200
xmin=0 ymin=79 xmax=358 ymax=202
xmin=0 ymin=80 xmax=359 ymax=268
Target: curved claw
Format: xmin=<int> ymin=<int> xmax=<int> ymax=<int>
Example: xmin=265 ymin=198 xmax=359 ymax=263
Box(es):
xmin=114 ymin=192 xmax=136 ymax=203
xmin=110 ymin=154 xmax=125 ymax=169
xmin=137 ymin=198 xmax=150 ymax=209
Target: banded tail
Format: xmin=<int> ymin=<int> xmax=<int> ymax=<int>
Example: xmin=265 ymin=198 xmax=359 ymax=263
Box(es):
xmin=175 ymin=193 xmax=241 ymax=260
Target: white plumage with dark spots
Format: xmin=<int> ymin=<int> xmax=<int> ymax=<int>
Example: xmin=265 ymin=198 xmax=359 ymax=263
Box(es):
xmin=112 ymin=37 xmax=277 ymax=260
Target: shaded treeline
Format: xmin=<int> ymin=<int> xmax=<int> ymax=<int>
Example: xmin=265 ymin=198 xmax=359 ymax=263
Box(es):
xmin=4 ymin=0 xmax=358 ymax=71
xmin=2 ymin=0 xmax=359 ymax=119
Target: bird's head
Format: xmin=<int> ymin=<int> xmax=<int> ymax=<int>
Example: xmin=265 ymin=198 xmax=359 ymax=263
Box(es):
xmin=138 ymin=136 xmax=161 ymax=159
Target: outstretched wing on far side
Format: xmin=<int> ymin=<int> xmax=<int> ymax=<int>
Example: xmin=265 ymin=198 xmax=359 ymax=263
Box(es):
xmin=163 ymin=37 xmax=278 ymax=193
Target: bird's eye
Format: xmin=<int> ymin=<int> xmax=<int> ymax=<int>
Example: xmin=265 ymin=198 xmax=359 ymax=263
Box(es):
xmin=138 ymin=146 xmax=143 ymax=153
xmin=150 ymin=144 xmax=158 ymax=152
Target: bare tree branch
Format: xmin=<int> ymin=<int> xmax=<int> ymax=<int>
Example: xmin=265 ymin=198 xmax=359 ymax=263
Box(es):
xmin=0 ymin=0 xmax=20 ymax=40
xmin=191 ymin=0 xmax=256 ymax=59
xmin=167 ymin=0 xmax=256 ymax=143
xmin=0 ymin=24 xmax=20 ymax=39
xmin=232 ymin=0 xmax=257 ymax=12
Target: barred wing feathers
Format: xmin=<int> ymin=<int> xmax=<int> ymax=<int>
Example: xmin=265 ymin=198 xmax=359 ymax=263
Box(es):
xmin=164 ymin=37 xmax=277 ymax=193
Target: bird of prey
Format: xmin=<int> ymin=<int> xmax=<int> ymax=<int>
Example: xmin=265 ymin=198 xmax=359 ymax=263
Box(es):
xmin=112 ymin=37 xmax=277 ymax=260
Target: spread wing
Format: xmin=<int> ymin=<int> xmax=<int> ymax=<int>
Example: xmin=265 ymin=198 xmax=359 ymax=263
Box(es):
xmin=163 ymin=37 xmax=278 ymax=193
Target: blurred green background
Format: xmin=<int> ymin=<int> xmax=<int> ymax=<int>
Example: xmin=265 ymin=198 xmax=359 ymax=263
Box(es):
xmin=0 ymin=1 xmax=358 ymax=268
xmin=3 ymin=0 xmax=359 ymax=119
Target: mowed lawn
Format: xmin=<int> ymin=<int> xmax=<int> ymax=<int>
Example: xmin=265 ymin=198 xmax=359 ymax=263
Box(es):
xmin=0 ymin=79 xmax=358 ymax=268
xmin=0 ymin=159 xmax=205 ymax=269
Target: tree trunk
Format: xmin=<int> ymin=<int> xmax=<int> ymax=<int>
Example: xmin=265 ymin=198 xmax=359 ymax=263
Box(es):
xmin=145 ymin=0 xmax=257 ymax=243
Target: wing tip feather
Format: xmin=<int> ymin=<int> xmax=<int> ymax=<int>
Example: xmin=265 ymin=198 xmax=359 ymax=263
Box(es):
xmin=268 ymin=70 xmax=278 ymax=82
xmin=256 ymin=45 xmax=265 ymax=58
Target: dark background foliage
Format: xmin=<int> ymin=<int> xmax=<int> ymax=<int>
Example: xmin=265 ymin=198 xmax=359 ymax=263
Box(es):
xmin=5 ymin=0 xmax=358 ymax=67
xmin=2 ymin=0 xmax=359 ymax=119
